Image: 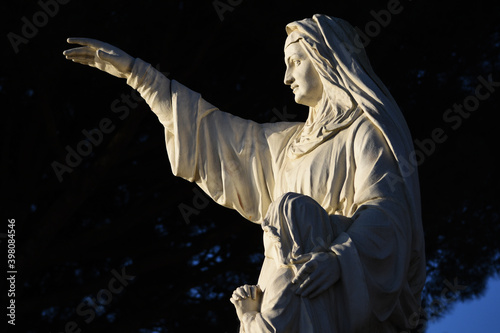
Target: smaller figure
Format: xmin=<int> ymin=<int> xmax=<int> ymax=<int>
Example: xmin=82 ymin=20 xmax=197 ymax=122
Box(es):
xmin=230 ymin=192 xmax=352 ymax=332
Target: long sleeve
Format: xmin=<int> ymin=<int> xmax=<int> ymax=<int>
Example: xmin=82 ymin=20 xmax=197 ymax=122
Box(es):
xmin=127 ymin=59 xmax=301 ymax=222
xmin=329 ymin=116 xmax=424 ymax=331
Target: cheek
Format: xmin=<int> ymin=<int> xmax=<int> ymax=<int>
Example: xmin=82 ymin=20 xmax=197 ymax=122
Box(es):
xmin=312 ymin=78 xmax=323 ymax=95
xmin=306 ymin=66 xmax=322 ymax=89
xmin=296 ymin=65 xmax=318 ymax=90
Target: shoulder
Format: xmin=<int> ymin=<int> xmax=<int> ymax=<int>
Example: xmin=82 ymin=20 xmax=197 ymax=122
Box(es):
xmin=351 ymin=113 xmax=381 ymax=140
xmin=350 ymin=112 xmax=392 ymax=160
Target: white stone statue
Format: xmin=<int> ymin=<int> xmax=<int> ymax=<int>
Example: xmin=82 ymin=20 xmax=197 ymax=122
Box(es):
xmin=64 ymin=14 xmax=425 ymax=332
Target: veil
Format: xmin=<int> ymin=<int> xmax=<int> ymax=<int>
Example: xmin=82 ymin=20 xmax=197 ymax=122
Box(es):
xmin=284 ymin=14 xmax=424 ymax=255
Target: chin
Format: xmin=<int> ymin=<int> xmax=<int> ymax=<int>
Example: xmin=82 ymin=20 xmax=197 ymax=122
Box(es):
xmin=294 ymin=94 xmax=305 ymax=105
xmin=294 ymin=95 xmax=312 ymax=107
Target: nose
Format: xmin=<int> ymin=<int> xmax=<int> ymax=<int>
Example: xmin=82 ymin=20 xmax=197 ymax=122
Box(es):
xmin=284 ymin=67 xmax=294 ymax=86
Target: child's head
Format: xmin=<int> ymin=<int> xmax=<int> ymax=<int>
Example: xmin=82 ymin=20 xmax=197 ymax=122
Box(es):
xmin=262 ymin=193 xmax=336 ymax=269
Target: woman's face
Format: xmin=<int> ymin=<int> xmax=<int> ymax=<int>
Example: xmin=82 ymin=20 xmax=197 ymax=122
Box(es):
xmin=284 ymin=41 xmax=323 ymax=108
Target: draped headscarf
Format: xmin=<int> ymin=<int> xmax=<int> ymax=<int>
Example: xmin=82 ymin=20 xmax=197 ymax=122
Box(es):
xmin=262 ymin=193 xmax=351 ymax=271
xmin=285 ymin=14 xmax=424 ymax=253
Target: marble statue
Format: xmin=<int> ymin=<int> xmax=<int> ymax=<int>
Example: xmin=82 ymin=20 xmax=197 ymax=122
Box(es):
xmin=64 ymin=14 xmax=425 ymax=332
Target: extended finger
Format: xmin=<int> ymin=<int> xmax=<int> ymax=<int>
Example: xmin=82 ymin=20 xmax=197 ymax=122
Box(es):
xmin=67 ymin=38 xmax=111 ymax=51
xmin=66 ymin=56 xmax=96 ymax=65
xmin=70 ymin=59 xmax=94 ymax=67
xmin=96 ymin=49 xmax=120 ymax=63
xmin=64 ymin=49 xmax=97 ymax=61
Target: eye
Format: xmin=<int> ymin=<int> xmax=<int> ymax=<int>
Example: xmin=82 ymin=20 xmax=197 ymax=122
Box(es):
xmin=294 ymin=59 xmax=301 ymax=66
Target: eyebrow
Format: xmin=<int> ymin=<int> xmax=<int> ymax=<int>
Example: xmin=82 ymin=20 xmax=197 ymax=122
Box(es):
xmin=285 ymin=53 xmax=301 ymax=64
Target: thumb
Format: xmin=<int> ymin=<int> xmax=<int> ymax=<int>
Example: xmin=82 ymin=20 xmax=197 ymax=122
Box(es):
xmin=96 ymin=49 xmax=118 ymax=63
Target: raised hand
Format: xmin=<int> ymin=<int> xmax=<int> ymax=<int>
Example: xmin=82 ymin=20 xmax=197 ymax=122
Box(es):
xmin=63 ymin=38 xmax=135 ymax=79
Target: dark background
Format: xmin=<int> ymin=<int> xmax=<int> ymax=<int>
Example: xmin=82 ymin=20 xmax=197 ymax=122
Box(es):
xmin=1 ymin=0 xmax=499 ymax=332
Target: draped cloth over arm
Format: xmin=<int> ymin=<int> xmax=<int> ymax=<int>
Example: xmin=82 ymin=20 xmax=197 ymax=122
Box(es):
xmin=239 ymin=115 xmax=421 ymax=332
xmin=127 ymin=58 xmax=300 ymax=223
xmin=126 ymin=13 xmax=426 ymax=332
xmin=283 ymin=15 xmax=426 ymax=331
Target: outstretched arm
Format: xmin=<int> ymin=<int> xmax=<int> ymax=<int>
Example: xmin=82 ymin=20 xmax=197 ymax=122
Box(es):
xmin=63 ymin=38 xmax=135 ymax=79
xmin=62 ymin=38 xmax=295 ymax=223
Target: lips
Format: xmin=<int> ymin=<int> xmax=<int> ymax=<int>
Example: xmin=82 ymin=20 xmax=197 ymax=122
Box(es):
xmin=291 ymin=85 xmax=298 ymax=93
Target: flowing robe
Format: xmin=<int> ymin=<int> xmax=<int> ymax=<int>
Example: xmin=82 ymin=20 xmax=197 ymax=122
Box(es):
xmin=127 ymin=59 xmax=425 ymax=332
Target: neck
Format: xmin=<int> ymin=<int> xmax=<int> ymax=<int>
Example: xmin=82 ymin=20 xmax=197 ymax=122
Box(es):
xmin=307 ymin=87 xmax=354 ymax=124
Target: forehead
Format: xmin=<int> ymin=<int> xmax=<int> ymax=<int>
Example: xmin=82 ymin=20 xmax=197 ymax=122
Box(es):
xmin=284 ymin=41 xmax=307 ymax=59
